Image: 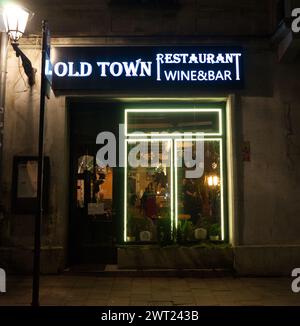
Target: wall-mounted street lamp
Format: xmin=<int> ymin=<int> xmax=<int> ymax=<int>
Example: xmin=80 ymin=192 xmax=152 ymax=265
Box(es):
xmin=2 ymin=2 xmax=47 ymax=307
xmin=2 ymin=3 xmax=36 ymax=86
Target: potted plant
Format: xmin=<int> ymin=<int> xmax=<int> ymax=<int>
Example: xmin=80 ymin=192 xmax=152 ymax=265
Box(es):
xmin=208 ymin=223 xmax=221 ymax=241
xmin=126 ymin=218 xmax=136 ymax=242
xmin=157 ymin=217 xmax=172 ymax=245
xmin=176 ymin=220 xmax=194 ymax=243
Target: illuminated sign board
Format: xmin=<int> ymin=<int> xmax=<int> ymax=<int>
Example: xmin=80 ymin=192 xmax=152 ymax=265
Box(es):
xmin=51 ymin=46 xmax=244 ymax=91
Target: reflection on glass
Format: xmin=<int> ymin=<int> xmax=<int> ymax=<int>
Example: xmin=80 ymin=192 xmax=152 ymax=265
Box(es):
xmin=91 ymin=166 xmax=113 ymax=218
xmin=94 ymin=166 xmax=113 ymax=203
xmin=77 ymin=179 xmax=84 ymax=208
xmin=126 ymin=141 xmax=172 ymax=242
xmin=76 ymin=154 xmax=114 ymax=219
xmin=176 ymin=140 xmax=221 ymax=242
xmin=77 ymin=155 xmax=94 ymax=173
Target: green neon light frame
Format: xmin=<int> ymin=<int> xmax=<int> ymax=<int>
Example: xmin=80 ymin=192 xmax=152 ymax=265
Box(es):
xmin=124 ymin=107 xmax=225 ymax=243
xmin=125 ymin=108 xmax=223 ymax=137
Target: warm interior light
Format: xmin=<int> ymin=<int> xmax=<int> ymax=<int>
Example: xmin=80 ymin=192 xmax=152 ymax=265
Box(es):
xmin=3 ymin=4 xmax=30 ymax=42
xmin=213 ymin=175 xmax=219 ymax=186
xmin=208 ymin=175 xmax=219 ymax=186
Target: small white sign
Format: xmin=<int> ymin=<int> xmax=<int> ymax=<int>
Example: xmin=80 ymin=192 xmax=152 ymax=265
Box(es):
xmin=88 ymin=203 xmax=105 ymax=215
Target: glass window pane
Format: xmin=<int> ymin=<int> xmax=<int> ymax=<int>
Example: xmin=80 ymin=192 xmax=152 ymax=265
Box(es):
xmin=175 ymin=140 xmax=222 ymax=242
xmin=126 ymin=140 xmax=172 ymax=243
xmin=126 ymin=109 xmax=221 ymax=135
xmin=77 ymin=179 xmax=84 ymax=208
xmin=77 ymin=155 xmax=94 ymax=173
xmin=92 ymin=166 xmax=113 ymax=218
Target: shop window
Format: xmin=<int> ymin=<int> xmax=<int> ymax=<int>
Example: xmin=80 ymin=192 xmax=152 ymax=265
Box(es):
xmin=124 ymin=107 xmax=226 ymax=243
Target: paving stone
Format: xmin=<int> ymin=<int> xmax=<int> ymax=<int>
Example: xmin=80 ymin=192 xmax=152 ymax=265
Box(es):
xmin=149 ymin=301 xmax=174 ymax=306
xmin=0 ymin=275 xmax=299 ymax=306
xmin=172 ymin=296 xmax=196 ymax=305
xmin=194 ymin=295 xmax=219 ymax=306
xmin=109 ymin=298 xmax=130 ymax=306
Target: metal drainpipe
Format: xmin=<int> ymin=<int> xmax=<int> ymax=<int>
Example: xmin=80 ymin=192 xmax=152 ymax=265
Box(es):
xmin=0 ymin=32 xmax=8 ymax=219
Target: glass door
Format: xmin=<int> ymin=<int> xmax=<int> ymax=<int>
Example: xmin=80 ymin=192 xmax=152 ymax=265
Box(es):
xmin=69 ymin=102 xmax=122 ymax=265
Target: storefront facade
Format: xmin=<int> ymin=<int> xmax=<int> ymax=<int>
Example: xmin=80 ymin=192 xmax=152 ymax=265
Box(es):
xmin=0 ymin=0 xmax=300 ymax=275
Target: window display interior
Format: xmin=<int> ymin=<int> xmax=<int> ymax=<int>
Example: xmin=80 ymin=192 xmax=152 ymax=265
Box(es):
xmin=125 ymin=107 xmax=224 ymax=243
xmin=77 ymin=155 xmax=113 ymax=219
xmin=126 ymin=141 xmax=172 ymax=242
xmin=176 ymin=140 xmax=222 ymax=242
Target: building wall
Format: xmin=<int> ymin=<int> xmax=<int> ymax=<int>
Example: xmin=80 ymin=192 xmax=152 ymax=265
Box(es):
xmin=23 ymin=0 xmax=274 ymax=37
xmin=0 ymin=0 xmax=300 ymax=274
xmin=241 ymin=60 xmax=300 ymax=246
xmin=242 ymin=95 xmax=300 ymax=245
xmin=0 ymin=46 xmax=68 ymax=273
xmin=233 ymin=60 xmax=300 ymax=275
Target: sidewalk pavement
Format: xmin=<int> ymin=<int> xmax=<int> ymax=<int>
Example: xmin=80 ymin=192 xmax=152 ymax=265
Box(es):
xmin=0 ymin=275 xmax=299 ymax=306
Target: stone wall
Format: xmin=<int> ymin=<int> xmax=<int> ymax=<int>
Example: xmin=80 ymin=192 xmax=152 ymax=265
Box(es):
xmin=0 ymin=46 xmax=68 ymax=273
xmin=22 ymin=0 xmax=274 ymax=37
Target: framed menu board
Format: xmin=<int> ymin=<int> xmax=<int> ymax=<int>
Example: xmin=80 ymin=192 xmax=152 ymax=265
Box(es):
xmin=11 ymin=156 xmax=50 ymax=214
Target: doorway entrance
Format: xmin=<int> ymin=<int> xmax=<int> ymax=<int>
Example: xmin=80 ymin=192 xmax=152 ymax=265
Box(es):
xmin=68 ymin=101 xmax=122 ymax=265
xmin=68 ymin=101 xmax=228 ymax=266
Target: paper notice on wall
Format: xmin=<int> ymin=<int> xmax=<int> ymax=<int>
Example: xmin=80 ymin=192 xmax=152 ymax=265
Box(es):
xmin=17 ymin=161 xmax=38 ymax=198
xmin=88 ymin=203 xmax=105 ymax=215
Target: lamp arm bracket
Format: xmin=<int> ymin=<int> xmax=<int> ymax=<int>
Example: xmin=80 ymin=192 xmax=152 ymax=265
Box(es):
xmin=11 ymin=43 xmax=36 ymax=86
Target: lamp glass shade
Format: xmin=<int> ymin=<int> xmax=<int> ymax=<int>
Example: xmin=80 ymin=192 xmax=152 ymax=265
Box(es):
xmin=3 ymin=4 xmax=30 ymax=42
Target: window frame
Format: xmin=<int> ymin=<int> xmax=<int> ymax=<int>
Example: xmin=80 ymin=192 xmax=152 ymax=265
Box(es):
xmin=124 ymin=105 xmax=227 ymax=243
